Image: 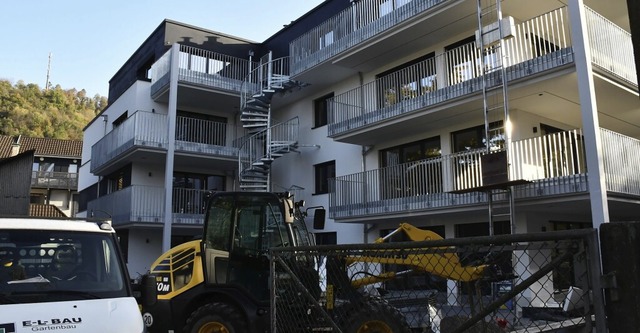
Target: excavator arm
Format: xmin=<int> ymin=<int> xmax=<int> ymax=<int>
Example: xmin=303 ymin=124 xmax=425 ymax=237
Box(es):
xmin=346 ymin=223 xmax=489 ymax=286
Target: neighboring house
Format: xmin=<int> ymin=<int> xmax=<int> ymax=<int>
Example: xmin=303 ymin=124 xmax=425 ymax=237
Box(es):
xmin=0 ymin=135 xmax=82 ymax=217
xmin=79 ymin=0 xmax=637 ymax=302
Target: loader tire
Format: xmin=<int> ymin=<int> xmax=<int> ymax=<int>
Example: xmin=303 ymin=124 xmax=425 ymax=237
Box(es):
xmin=338 ymin=297 xmax=412 ymax=333
xmin=183 ymin=302 xmax=248 ymax=333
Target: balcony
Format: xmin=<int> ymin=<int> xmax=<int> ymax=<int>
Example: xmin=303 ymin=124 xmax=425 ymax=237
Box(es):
xmin=30 ymin=171 xmax=78 ymax=190
xmin=150 ymin=44 xmax=257 ymax=110
xmin=289 ymin=0 xmax=454 ymax=80
xmin=329 ymin=128 xmax=640 ymax=220
xmin=90 ymin=110 xmax=240 ymax=175
xmin=326 ymin=6 xmax=636 ymax=143
xmin=87 ymin=186 xmax=208 ymax=226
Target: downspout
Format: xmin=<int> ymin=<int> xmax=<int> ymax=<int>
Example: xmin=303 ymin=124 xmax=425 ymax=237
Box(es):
xmin=356 ymin=71 xmax=375 ymax=244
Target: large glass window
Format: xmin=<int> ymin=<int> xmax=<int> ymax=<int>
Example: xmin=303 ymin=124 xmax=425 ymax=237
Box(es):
xmin=380 ymin=136 xmax=441 ymax=167
xmin=376 ymin=53 xmax=437 ymax=107
xmin=452 ymin=121 xmax=504 ymax=153
xmin=176 ymin=111 xmax=227 ymax=146
xmin=380 ymin=137 xmax=442 ymax=197
xmin=173 ymin=172 xmax=225 ymax=214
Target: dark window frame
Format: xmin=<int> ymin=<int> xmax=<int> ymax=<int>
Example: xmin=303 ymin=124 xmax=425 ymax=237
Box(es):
xmin=313 ymin=92 xmax=333 ymax=128
xmin=314 ymin=161 xmax=336 ymax=195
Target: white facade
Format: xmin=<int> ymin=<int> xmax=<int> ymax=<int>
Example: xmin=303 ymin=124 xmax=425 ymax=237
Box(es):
xmin=79 ymin=0 xmax=637 ymax=281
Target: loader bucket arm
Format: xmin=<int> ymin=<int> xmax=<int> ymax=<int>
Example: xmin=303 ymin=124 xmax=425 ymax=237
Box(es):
xmin=347 ymin=223 xmax=489 ymax=283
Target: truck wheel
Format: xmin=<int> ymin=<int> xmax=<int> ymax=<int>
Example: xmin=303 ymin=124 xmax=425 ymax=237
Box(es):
xmin=183 ymin=302 xmax=247 ymax=333
xmin=339 ymin=298 xmax=412 ymax=333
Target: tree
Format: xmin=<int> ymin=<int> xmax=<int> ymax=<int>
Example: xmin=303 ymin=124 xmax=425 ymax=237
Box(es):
xmin=0 ymin=79 xmax=107 ymax=140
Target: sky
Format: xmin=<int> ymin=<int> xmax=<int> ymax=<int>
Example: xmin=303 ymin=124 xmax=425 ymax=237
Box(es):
xmin=0 ymin=0 xmax=325 ymax=98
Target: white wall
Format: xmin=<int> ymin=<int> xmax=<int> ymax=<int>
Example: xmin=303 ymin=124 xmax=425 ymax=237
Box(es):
xmin=126 ymin=228 xmax=164 ymax=277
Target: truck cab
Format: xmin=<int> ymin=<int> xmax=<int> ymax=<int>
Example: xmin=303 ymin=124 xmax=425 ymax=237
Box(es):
xmin=0 ymin=217 xmax=144 ymax=333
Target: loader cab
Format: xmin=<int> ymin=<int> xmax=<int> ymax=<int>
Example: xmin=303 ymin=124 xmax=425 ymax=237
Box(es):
xmin=202 ymin=192 xmax=312 ymax=301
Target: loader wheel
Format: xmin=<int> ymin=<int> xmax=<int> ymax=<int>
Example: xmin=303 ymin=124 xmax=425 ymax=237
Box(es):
xmin=183 ymin=302 xmax=247 ymax=333
xmin=338 ymin=298 xmax=412 ymax=333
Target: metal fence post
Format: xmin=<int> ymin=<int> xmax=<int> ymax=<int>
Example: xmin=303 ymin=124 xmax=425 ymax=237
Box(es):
xmin=600 ymin=221 xmax=640 ymax=333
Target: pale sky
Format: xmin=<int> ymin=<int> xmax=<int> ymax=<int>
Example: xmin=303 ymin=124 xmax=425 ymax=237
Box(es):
xmin=0 ymin=1 xmax=325 ymax=98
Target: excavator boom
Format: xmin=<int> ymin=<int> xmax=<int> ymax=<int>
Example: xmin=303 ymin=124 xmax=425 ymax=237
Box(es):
xmin=347 ymin=223 xmax=489 ymax=283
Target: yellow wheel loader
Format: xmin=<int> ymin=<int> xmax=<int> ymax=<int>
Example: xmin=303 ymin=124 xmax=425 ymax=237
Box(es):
xmin=139 ymin=191 xmax=501 ymax=333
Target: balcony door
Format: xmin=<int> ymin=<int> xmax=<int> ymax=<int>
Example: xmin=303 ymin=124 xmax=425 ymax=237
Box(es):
xmin=173 ymin=173 xmax=225 ymax=214
xmin=540 ymin=124 xmax=585 ymax=178
xmin=379 ymin=136 xmax=441 ymax=199
xmin=176 ymin=111 xmax=227 ymax=146
xmin=376 ymin=53 xmax=436 ymax=108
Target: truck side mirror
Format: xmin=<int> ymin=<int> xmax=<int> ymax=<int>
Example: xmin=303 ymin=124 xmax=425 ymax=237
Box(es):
xmin=313 ymin=209 xmax=326 ymax=230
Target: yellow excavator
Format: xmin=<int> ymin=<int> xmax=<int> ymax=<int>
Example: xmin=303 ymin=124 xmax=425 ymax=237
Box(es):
xmin=139 ymin=191 xmax=501 ymax=333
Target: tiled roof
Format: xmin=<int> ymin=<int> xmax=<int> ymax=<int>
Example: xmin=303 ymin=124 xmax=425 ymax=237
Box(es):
xmin=0 ymin=135 xmax=82 ymax=159
xmin=0 ymin=135 xmax=13 ymax=159
xmin=29 ymin=204 xmax=68 ymax=218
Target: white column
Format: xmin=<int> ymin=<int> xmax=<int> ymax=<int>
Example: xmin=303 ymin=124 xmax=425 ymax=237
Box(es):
xmin=568 ymin=0 xmax=609 ymax=228
xmin=162 ymin=43 xmax=180 ymax=253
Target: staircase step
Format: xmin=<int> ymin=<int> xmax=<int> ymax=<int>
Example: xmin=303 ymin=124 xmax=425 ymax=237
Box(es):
xmin=240 ymin=115 xmax=268 ymax=122
xmin=243 ymin=104 xmax=269 ymax=113
xmin=247 ymin=98 xmax=270 ymax=108
xmin=243 ymin=123 xmax=268 ymax=128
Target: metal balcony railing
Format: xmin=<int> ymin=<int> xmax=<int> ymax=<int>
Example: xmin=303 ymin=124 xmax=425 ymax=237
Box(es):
xmin=240 ymin=54 xmax=291 ymax=112
xmin=327 ymin=7 xmax=575 ymax=137
xmin=328 ymin=129 xmax=611 ymax=219
xmin=91 ymin=111 xmax=168 ymax=173
xmin=289 ymin=0 xmax=449 ymax=75
xmin=30 ymin=171 xmax=78 ymax=190
xmin=601 ymin=129 xmax=640 ymax=195
xmin=585 ymin=6 xmax=637 ymax=86
xmin=150 ymin=44 xmax=257 ymax=97
xmin=91 ymin=111 xmax=241 ymax=173
xmin=175 ymin=116 xmax=240 ymax=157
xmin=86 ymin=185 xmax=208 ymax=225
xmin=238 ymin=117 xmax=300 ymax=190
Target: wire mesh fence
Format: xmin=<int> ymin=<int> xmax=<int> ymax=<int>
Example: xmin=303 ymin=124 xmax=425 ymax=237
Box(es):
xmin=270 ymin=229 xmax=603 ymax=333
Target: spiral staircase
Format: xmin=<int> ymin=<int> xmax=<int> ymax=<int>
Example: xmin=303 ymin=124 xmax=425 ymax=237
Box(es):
xmin=238 ymin=52 xmax=305 ymax=192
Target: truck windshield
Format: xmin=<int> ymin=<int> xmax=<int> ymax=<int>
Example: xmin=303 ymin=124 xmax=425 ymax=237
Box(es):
xmin=0 ymin=230 xmax=128 ymax=304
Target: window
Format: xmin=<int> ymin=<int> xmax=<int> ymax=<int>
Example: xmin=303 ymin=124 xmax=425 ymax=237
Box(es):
xmin=112 ymin=111 xmax=128 ymax=128
xmin=100 ymin=165 xmax=131 ymax=195
xmin=380 ymin=136 xmax=441 ymax=167
xmin=376 ymin=53 xmax=436 ymax=107
xmin=380 ymin=137 xmax=442 ymax=197
xmin=315 ymin=232 xmax=337 ymax=245
xmin=314 ymin=161 xmax=336 ymax=195
xmin=173 ymin=172 xmax=225 ymax=214
xmin=455 ymin=221 xmax=512 ymax=296
xmin=452 ymin=121 xmax=504 ymax=153
xmin=176 ymin=111 xmax=227 ymax=146
xmin=445 ymin=36 xmax=502 ymax=86
xmin=313 ymin=93 xmax=333 ymax=128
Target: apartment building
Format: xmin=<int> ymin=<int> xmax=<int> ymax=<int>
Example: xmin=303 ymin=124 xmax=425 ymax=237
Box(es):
xmin=78 ymin=0 xmax=637 ymax=286
xmin=0 ymin=135 xmax=81 ymax=217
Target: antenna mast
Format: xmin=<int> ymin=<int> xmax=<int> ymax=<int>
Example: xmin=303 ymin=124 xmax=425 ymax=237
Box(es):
xmin=45 ymin=52 xmax=52 ymax=91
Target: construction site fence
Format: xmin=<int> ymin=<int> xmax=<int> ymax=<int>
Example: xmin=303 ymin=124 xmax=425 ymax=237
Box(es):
xmin=270 ymin=229 xmax=605 ymax=333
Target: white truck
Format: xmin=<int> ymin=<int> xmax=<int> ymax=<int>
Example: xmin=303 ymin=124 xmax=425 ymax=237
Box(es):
xmin=0 ymin=217 xmax=145 ymax=332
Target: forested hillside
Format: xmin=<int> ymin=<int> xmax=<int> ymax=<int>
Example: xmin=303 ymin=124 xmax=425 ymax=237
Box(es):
xmin=0 ymin=79 xmax=107 ymax=140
